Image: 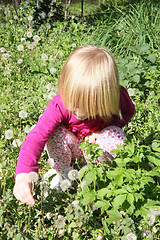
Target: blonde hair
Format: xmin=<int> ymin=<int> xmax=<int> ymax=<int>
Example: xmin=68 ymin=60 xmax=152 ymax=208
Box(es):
xmin=58 ymin=45 xmax=120 ymax=120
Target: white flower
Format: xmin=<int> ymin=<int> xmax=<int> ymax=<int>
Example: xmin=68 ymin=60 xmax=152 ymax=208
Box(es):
xmin=41 ymin=53 xmax=48 ymax=61
xmin=5 ymin=130 xmax=13 ymax=139
xmin=146 ymin=214 xmax=155 ymax=226
xmin=50 ymin=67 xmax=57 ymax=74
xmin=43 ymin=94 xmax=48 ymax=99
xmin=152 ymin=226 xmax=157 ymax=233
xmin=33 ymin=35 xmax=41 ymax=42
xmin=97 ymin=233 xmax=103 ymax=240
xmin=42 ymin=169 xmax=57 ymax=181
xmin=28 ymin=43 xmax=34 ymax=50
xmin=17 ymin=59 xmax=23 ymax=64
xmin=128 ymin=88 xmax=135 ymax=97
xmin=46 ymin=212 xmax=52 ymax=220
xmin=21 ymin=38 xmax=25 ymax=42
xmin=54 ymin=215 xmax=65 ymax=228
xmin=68 ymin=169 xmax=79 ymax=181
xmin=71 ymin=200 xmax=79 ymax=209
xmin=40 ymin=11 xmax=46 ymax=19
xmin=60 ymin=179 xmax=71 ymax=192
xmin=12 ymin=139 xmax=22 ymax=147
xmin=17 ymin=44 xmax=24 ymax=51
xmin=0 ymin=47 xmax=6 ymax=53
xmin=58 ymin=229 xmax=65 ymax=237
xmin=49 ymin=55 xmax=54 ymax=61
xmin=28 ymin=15 xmax=33 ymax=21
xmin=149 ymin=207 xmax=160 ymax=216
xmin=19 ymin=110 xmax=27 ymax=118
xmin=28 ymin=172 xmax=38 ymax=183
xmin=48 ymin=92 xmax=56 ymax=100
xmin=48 ymin=158 xmax=55 ymax=168
xmin=27 ymin=31 xmax=32 ymax=38
xmin=2 ymin=53 xmax=10 ymax=60
xmin=46 ymin=83 xmax=53 ymax=91
xmin=72 ymin=43 xmax=76 ymax=48
xmin=126 ymin=232 xmax=137 ymax=240
xmin=24 ymin=126 xmax=31 ymax=133
xmin=14 ymin=15 xmax=18 ymax=20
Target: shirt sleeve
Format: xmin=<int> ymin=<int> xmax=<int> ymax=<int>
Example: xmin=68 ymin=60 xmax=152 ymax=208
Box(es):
xmin=15 ymin=95 xmax=66 ymax=176
xmin=110 ymin=85 xmax=136 ymax=128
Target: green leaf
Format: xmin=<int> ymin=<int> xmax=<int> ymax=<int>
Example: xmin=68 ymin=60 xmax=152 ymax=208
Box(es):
xmin=82 ymin=191 xmax=96 ymax=205
xmin=152 ymin=140 xmax=160 ymax=153
xmin=114 ymin=189 xmax=128 ymax=195
xmin=113 ymin=194 xmax=127 ymax=209
xmin=157 ymin=123 xmax=160 ymax=131
xmin=84 ymin=168 xmax=97 ymax=184
xmin=132 ymin=74 xmax=140 ymax=83
xmin=148 ymin=154 xmax=160 ymax=166
xmin=97 ymin=188 xmax=113 ymax=199
xmin=94 ymin=200 xmax=110 ymax=214
xmin=127 ymin=193 xmax=134 ymax=205
xmin=69 ymin=221 xmax=77 ymax=228
xmin=147 ymin=54 xmax=156 ymax=63
xmin=114 ymin=174 xmax=123 ymax=186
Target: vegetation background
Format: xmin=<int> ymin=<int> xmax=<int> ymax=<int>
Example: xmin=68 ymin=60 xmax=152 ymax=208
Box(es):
xmin=0 ymin=0 xmax=160 ymax=239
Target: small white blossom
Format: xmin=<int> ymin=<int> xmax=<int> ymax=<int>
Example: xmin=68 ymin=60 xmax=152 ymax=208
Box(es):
xmin=58 ymin=229 xmax=65 ymax=237
xmin=49 ymin=55 xmax=54 ymax=61
xmin=41 ymin=53 xmax=48 ymax=61
xmin=146 ymin=214 xmax=155 ymax=226
xmin=48 ymin=158 xmax=55 ymax=168
xmin=31 ymin=124 xmax=36 ymax=131
xmin=21 ymin=38 xmax=25 ymax=42
xmin=19 ymin=110 xmax=28 ymax=118
xmin=28 ymin=15 xmax=33 ymax=21
xmin=71 ymin=200 xmax=79 ymax=209
xmin=28 ymin=172 xmax=38 ymax=183
xmin=128 ymin=88 xmax=135 ymax=97
xmin=43 ymin=93 xmax=48 ymax=99
xmin=42 ymin=169 xmax=57 ymax=181
xmin=60 ymin=179 xmax=71 ymax=192
xmin=24 ymin=126 xmax=31 ymax=133
xmin=2 ymin=53 xmax=10 ymax=60
xmin=68 ymin=169 xmax=79 ymax=181
xmin=27 ymin=31 xmax=32 ymax=38
xmin=48 ymin=92 xmax=56 ymax=100
xmin=149 ymin=207 xmax=160 ymax=216
xmin=12 ymin=139 xmax=22 ymax=147
xmin=14 ymin=15 xmax=18 ymax=20
xmin=17 ymin=44 xmax=24 ymax=51
xmin=54 ymin=215 xmax=65 ymax=228
xmin=50 ymin=67 xmax=57 ymax=74
xmin=40 ymin=11 xmax=46 ymax=19
xmin=33 ymin=35 xmax=41 ymax=42
xmin=46 ymin=23 xmax=51 ymax=29
xmin=5 ymin=130 xmax=13 ymax=139
xmin=46 ymin=83 xmax=53 ymax=91
xmin=46 ymin=212 xmax=52 ymax=220
xmin=17 ymin=59 xmax=23 ymax=64
xmin=97 ymin=233 xmax=103 ymax=240
xmin=72 ymin=43 xmax=76 ymax=48
xmin=152 ymin=225 xmax=157 ymax=233
xmin=126 ymin=232 xmax=137 ymax=240
xmin=0 ymin=47 xmax=6 ymax=53
xmin=28 ymin=43 xmax=34 ymax=50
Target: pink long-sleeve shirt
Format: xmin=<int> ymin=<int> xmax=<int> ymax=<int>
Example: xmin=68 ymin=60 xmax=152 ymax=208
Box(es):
xmin=15 ymin=86 xmax=136 ymax=175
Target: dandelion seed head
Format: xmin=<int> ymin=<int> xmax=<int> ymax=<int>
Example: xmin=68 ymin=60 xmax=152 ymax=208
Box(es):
xmin=28 ymin=15 xmax=33 ymax=21
xmin=42 ymin=169 xmax=57 ymax=181
xmin=46 ymin=212 xmax=52 ymax=219
xmin=17 ymin=44 xmax=24 ymax=51
xmin=50 ymin=67 xmax=57 ymax=74
xmin=12 ymin=139 xmax=22 ymax=147
xmin=19 ymin=110 xmax=27 ymax=118
xmin=17 ymin=59 xmax=23 ymax=64
xmin=58 ymin=229 xmax=65 ymax=237
xmin=146 ymin=214 xmax=155 ymax=226
xmin=128 ymin=88 xmax=135 ymax=97
xmin=28 ymin=43 xmax=34 ymax=50
xmin=21 ymin=38 xmax=25 ymax=42
xmin=5 ymin=130 xmax=13 ymax=139
xmin=33 ymin=35 xmax=41 ymax=42
xmin=2 ymin=53 xmax=10 ymax=60
xmin=71 ymin=200 xmax=79 ymax=209
xmin=68 ymin=169 xmax=79 ymax=181
xmin=27 ymin=31 xmax=32 ymax=38
xmin=28 ymin=172 xmax=38 ymax=183
xmin=55 ymin=215 xmax=65 ymax=228
xmin=126 ymin=232 xmax=137 ymax=240
xmin=0 ymin=47 xmax=6 ymax=53
xmin=60 ymin=179 xmax=71 ymax=192
xmin=149 ymin=207 xmax=160 ymax=216
xmin=41 ymin=53 xmax=48 ymax=61
xmin=14 ymin=15 xmax=18 ymax=20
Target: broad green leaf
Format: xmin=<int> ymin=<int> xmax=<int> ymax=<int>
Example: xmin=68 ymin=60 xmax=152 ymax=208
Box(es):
xmin=114 ymin=174 xmax=123 ymax=186
xmin=132 ymin=74 xmax=140 ymax=83
xmin=152 ymin=140 xmax=160 ymax=153
xmin=84 ymin=168 xmax=97 ymax=184
xmin=113 ymin=194 xmax=127 ymax=209
xmin=69 ymin=221 xmax=77 ymax=228
xmin=157 ymin=123 xmax=160 ymax=131
xmin=114 ymin=189 xmax=128 ymax=195
xmin=147 ymin=54 xmax=156 ymax=63
xmin=82 ymin=192 xmax=95 ymax=205
xmin=127 ymin=193 xmax=134 ymax=205
xmin=97 ymin=188 xmax=112 ymax=199
xmin=148 ymin=154 xmax=160 ymax=166
xmin=106 ymin=209 xmax=122 ymax=223
xmin=94 ymin=200 xmax=110 ymax=213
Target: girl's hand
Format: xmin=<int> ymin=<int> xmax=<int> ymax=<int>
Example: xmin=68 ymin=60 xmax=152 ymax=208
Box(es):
xmin=13 ymin=173 xmax=35 ymax=206
xmin=85 ymin=131 xmax=100 ymax=143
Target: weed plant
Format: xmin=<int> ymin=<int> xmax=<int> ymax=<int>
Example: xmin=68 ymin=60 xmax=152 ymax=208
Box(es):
xmin=0 ymin=1 xmax=160 ymax=239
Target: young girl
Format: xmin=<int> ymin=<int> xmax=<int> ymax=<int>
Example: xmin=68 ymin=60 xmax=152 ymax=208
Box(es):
xmin=13 ymin=45 xmax=135 ymax=206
